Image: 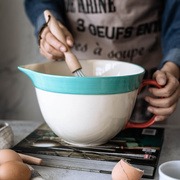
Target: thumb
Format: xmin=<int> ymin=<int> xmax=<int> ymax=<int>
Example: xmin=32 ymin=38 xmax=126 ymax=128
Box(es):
xmin=153 ymin=70 xmax=167 ymax=86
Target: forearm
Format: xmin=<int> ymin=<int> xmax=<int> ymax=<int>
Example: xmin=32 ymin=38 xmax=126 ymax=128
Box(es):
xmin=160 ymin=0 xmax=180 ymax=70
xmin=24 ymin=0 xmax=66 ymax=38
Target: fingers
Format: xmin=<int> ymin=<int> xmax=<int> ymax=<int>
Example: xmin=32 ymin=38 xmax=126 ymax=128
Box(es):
xmin=147 ymin=100 xmax=178 ymax=117
xmin=154 ymin=115 xmax=169 ymax=122
xmin=39 ymin=27 xmax=64 ymax=60
xmin=150 ymin=71 xmax=179 ymax=98
xmin=145 ymin=87 xmax=179 ymax=108
xmin=40 ymin=39 xmax=65 ymax=60
xmin=145 ymin=89 xmax=179 ymax=121
xmin=145 ymin=70 xmax=180 ymax=121
xmin=40 ymin=47 xmax=62 ymax=60
xmin=57 ymin=22 xmax=73 ymax=47
xmin=39 ymin=22 xmax=74 ymax=60
xmin=45 ymin=30 xmax=67 ymax=52
xmin=153 ymin=70 xmax=167 ymax=86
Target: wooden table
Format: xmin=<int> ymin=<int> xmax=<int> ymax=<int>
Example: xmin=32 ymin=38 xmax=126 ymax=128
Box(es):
xmin=1 ymin=119 xmax=180 ymax=180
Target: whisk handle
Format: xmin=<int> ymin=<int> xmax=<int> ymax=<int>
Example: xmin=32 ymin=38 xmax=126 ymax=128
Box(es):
xmin=64 ymin=52 xmax=82 ymax=73
xmin=44 ymin=10 xmax=82 ymax=73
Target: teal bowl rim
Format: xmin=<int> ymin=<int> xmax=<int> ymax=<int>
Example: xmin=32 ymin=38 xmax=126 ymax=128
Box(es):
xmin=18 ymin=63 xmax=145 ymax=95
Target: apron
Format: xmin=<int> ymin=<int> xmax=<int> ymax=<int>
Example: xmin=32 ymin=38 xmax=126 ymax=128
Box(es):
xmin=64 ymin=0 xmax=163 ymax=121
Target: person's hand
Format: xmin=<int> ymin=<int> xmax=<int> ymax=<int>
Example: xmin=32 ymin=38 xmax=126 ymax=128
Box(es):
xmin=145 ymin=62 xmax=180 ymax=121
xmin=39 ymin=21 xmax=73 ymax=60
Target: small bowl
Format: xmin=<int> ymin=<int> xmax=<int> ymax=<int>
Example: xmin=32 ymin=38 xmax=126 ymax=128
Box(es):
xmin=159 ymin=161 xmax=180 ymax=180
xmin=0 ymin=123 xmax=14 ymax=149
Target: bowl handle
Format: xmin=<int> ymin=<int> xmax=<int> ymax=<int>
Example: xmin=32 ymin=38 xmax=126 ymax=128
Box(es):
xmin=124 ymin=79 xmax=162 ymax=129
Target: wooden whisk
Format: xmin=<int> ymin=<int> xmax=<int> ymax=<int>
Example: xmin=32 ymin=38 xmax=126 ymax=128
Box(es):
xmin=44 ymin=10 xmax=84 ymax=77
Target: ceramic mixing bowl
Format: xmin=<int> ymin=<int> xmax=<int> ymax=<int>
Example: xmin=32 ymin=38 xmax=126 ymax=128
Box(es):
xmin=18 ymin=60 xmax=161 ymax=146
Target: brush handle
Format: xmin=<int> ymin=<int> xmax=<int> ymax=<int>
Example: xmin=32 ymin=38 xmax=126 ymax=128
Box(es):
xmin=44 ymin=10 xmax=82 ymax=73
xmin=18 ymin=153 xmax=42 ymax=165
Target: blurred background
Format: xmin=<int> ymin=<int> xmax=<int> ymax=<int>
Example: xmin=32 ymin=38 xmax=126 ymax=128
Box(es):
xmin=0 ymin=0 xmax=179 ymax=124
xmin=0 ymin=0 xmax=46 ymax=121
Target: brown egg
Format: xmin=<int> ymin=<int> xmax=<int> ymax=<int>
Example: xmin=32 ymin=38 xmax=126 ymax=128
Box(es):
xmin=112 ymin=159 xmax=144 ymax=180
xmin=0 ymin=161 xmax=31 ymax=180
xmin=0 ymin=149 xmax=22 ymax=164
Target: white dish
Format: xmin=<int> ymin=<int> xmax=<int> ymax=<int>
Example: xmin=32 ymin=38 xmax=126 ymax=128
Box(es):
xmin=18 ymin=59 xmax=159 ymax=146
xmin=159 ymin=161 xmax=180 ymax=180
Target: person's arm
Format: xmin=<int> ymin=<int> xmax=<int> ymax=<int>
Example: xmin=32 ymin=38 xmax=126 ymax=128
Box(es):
xmin=160 ymin=0 xmax=180 ymax=69
xmin=145 ymin=0 xmax=180 ymax=121
xmin=24 ymin=0 xmax=66 ymax=38
xmin=24 ymin=0 xmax=73 ymax=60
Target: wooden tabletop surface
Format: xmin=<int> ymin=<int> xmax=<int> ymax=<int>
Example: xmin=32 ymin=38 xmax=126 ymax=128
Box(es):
xmin=1 ymin=116 xmax=180 ymax=180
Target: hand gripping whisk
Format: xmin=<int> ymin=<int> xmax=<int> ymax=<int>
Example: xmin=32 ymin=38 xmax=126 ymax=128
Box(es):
xmin=44 ymin=10 xmax=85 ymax=77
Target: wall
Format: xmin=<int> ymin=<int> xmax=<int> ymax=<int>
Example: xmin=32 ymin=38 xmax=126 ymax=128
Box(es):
xmin=0 ymin=0 xmax=45 ymax=121
xmin=0 ymin=1 xmax=179 ymax=125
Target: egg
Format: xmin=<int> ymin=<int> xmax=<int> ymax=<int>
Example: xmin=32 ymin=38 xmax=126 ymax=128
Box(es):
xmin=0 ymin=161 xmax=31 ymax=180
xmin=0 ymin=149 xmax=22 ymax=164
xmin=112 ymin=159 xmax=144 ymax=180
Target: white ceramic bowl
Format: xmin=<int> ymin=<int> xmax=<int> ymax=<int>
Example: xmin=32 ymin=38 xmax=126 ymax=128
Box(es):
xmin=19 ymin=59 xmax=149 ymax=146
xmin=159 ymin=161 xmax=180 ymax=180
